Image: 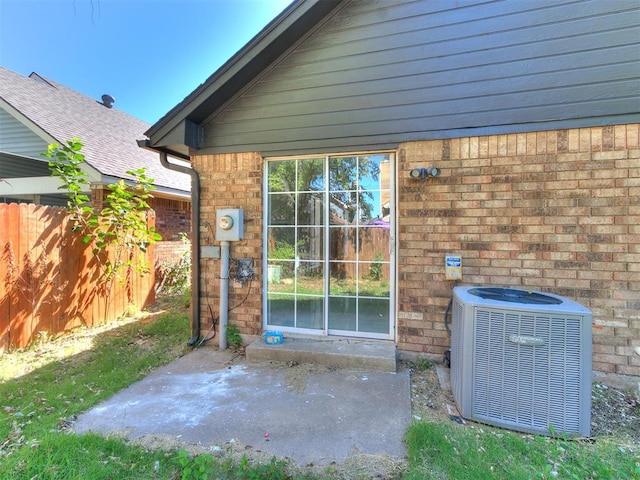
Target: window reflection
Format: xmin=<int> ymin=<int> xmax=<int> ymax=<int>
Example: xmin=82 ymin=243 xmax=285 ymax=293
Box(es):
xmin=267 ymin=154 xmax=392 ymax=335
xmin=297 ymin=192 xmax=323 ymax=226
xmin=297 ymin=158 xmax=324 ymax=191
xmin=297 ymin=228 xmax=324 ymax=261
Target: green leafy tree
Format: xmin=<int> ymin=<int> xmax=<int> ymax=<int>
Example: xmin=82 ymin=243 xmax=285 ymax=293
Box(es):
xmin=43 ymin=138 xmax=161 ymax=286
xmin=44 ymin=137 xmax=92 ymax=225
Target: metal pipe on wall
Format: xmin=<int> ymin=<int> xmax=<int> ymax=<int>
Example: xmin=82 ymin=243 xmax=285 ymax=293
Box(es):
xmin=157 ymin=151 xmax=201 ymax=346
xmin=219 ymin=240 xmax=230 ymax=350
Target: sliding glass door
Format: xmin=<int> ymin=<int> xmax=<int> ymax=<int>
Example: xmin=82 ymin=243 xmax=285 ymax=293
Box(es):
xmin=265 ymin=153 xmax=394 ymax=340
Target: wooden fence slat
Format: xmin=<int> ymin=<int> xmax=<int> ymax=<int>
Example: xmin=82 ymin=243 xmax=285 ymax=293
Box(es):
xmin=0 ymin=203 xmax=156 ymax=351
xmin=0 ymin=204 xmax=11 ymax=351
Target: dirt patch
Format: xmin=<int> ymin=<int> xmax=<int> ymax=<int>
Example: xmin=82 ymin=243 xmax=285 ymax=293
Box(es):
xmin=407 ymin=361 xmax=640 ymax=445
xmin=590 ymin=382 xmax=640 ymax=442
xmin=274 ymin=360 xmax=335 ymax=393
xmin=408 ymin=362 xmax=456 ymax=421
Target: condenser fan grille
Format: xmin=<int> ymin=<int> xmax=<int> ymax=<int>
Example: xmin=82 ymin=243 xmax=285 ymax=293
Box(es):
xmin=468 ymin=287 xmax=562 ymax=305
xmin=472 ymin=309 xmax=584 ymax=432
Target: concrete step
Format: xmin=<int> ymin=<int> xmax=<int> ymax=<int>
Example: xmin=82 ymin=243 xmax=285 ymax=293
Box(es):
xmin=245 ymin=336 xmax=397 ymax=372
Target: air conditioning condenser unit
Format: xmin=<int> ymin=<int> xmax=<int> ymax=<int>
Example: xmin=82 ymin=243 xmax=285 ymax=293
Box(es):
xmin=450 ymin=286 xmax=592 ymax=437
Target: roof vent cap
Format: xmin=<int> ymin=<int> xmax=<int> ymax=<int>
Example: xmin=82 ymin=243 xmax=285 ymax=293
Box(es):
xmin=101 ymin=94 xmax=115 ymax=108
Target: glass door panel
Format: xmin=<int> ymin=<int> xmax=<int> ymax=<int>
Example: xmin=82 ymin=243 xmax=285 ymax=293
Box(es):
xmin=266 ymin=154 xmax=393 ymax=339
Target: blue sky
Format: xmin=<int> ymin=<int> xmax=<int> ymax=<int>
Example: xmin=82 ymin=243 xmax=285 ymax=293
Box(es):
xmin=0 ymin=0 xmax=292 ymax=124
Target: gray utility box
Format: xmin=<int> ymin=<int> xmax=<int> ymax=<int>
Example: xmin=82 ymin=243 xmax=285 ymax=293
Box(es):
xmin=216 ymin=209 xmax=244 ymax=241
xmin=450 ymin=286 xmax=592 ymax=437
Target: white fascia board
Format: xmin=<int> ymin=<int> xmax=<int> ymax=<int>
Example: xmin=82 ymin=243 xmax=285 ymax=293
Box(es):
xmin=151 ymin=185 xmax=191 ymax=201
xmin=0 ymin=176 xmax=69 ymax=195
xmin=94 ymin=177 xmax=190 ymax=201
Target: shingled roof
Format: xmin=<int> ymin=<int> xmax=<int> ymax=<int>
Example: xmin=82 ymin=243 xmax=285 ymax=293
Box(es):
xmin=0 ymin=67 xmax=190 ymax=196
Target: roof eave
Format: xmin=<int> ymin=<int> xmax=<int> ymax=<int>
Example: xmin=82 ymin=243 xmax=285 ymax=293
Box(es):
xmin=145 ymin=0 xmax=344 ymax=149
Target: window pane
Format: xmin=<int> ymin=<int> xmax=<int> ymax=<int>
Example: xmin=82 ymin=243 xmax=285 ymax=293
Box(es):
xmin=296 ymin=296 xmax=323 ymax=329
xmin=296 ymin=261 xmax=323 ymax=294
xmin=329 ymin=261 xmax=356 ymax=296
xmin=268 ymin=293 xmax=294 ymax=327
xmin=358 ymin=227 xmax=390 ymax=262
xmin=329 ymin=190 xmax=358 ymax=225
xmin=297 ymin=192 xmax=323 ymax=226
xmin=269 ymin=193 xmax=294 ymax=225
xmin=359 ymin=262 xmax=390 ymax=297
xmin=329 ymin=156 xmax=358 ymax=192
xmin=297 ymin=228 xmax=324 ymax=260
xmin=358 ymin=190 xmax=378 ymax=225
xmin=329 ymin=227 xmax=357 ymax=261
xmin=267 ymin=261 xmax=295 ymax=294
xmin=358 ymin=155 xmax=385 ymax=190
xmin=328 ymin=297 xmax=356 ymax=331
xmin=297 ymin=158 xmax=324 ymax=191
xmin=358 ymin=298 xmax=389 ymax=333
xmin=267 ymin=227 xmax=295 ymax=260
xmin=268 ymin=160 xmax=295 ymax=193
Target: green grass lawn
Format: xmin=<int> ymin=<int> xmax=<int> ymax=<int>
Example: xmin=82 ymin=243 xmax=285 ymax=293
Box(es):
xmin=0 ymin=307 xmax=191 ymax=479
xmin=404 ymin=420 xmax=639 ymax=480
xmin=1 ymin=298 xmax=638 ymax=479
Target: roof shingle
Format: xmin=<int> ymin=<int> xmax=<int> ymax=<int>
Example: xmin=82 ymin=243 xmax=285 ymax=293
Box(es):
xmin=0 ymin=67 xmax=190 ymax=195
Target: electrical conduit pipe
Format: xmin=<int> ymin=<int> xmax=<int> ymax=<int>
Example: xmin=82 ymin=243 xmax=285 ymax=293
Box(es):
xmin=219 ymin=241 xmax=229 ymax=350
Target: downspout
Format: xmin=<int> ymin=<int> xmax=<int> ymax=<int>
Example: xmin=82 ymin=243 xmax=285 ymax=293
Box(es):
xmin=158 ymin=151 xmax=201 ymax=346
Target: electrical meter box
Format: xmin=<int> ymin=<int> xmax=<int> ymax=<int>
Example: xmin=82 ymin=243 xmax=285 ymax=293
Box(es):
xmin=216 ymin=209 xmax=244 ymax=241
xmin=445 ymin=254 xmax=462 ymax=281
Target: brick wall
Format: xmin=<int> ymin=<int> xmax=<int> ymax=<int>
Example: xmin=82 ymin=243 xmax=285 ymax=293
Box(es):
xmin=398 ymin=123 xmax=639 ymax=376
xmin=191 ymin=153 xmax=263 ymax=336
xmin=91 ymin=188 xmax=190 ymax=241
xmin=147 ymin=197 xmax=191 ymax=241
xmin=155 ymin=240 xmax=189 ymax=265
xmin=191 ymin=124 xmax=639 ymax=376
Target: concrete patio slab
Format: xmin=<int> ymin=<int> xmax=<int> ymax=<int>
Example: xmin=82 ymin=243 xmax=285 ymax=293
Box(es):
xmin=74 ymin=346 xmax=411 ymax=467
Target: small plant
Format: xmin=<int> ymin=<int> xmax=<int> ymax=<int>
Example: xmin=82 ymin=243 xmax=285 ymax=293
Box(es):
xmin=367 ymin=253 xmax=384 ymax=281
xmin=412 ymin=356 xmax=431 ymax=371
xmin=226 ymin=323 xmax=243 ymax=350
xmin=236 ymin=454 xmax=289 ymax=480
xmin=175 ymin=450 xmax=214 ymax=480
xmin=182 ymin=286 xmax=191 ymax=308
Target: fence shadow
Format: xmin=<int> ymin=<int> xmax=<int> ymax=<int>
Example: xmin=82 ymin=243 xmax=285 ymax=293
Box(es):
xmin=0 ymin=203 xmax=155 ymax=351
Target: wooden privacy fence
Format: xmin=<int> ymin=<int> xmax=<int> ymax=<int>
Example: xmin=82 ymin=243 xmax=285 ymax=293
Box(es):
xmin=0 ymin=203 xmax=155 ymax=351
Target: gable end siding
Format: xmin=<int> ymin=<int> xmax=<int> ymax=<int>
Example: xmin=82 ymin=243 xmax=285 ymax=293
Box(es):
xmin=0 ymin=108 xmax=49 ymax=158
xmin=202 ymin=0 xmax=640 ymax=155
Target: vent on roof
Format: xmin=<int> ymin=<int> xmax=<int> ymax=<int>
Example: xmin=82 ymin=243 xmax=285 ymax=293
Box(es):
xmin=101 ymin=94 xmax=115 ymax=108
